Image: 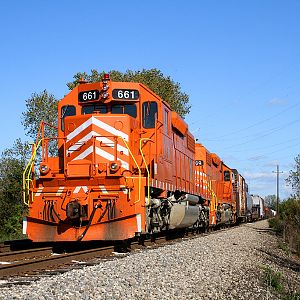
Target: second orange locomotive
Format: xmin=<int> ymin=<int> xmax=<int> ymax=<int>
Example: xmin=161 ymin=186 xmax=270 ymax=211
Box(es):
xmin=23 ymin=75 xmax=249 ymax=242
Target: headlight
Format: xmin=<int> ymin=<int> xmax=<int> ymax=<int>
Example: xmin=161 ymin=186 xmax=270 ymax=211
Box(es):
xmin=102 ymin=84 xmax=109 ymax=91
xmin=40 ymin=164 xmax=50 ymax=175
xmin=109 ymin=161 xmax=120 ymax=172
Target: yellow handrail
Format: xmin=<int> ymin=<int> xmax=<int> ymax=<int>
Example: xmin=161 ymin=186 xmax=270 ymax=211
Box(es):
xmin=120 ymin=137 xmax=141 ymax=205
xmin=208 ymin=180 xmax=218 ymax=212
xmin=139 ymin=138 xmax=153 ymax=205
xmin=23 ymin=139 xmax=43 ymax=206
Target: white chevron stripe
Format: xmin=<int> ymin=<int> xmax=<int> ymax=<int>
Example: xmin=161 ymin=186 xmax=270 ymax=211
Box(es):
xmin=74 ymin=186 xmax=88 ymax=194
xmin=67 ymin=131 xmax=129 ymax=156
xmin=99 ymin=185 xmax=108 ymax=194
xmin=74 ymin=186 xmax=81 ymax=193
xmin=66 ymin=116 xmax=128 ymax=143
xmin=73 ymin=146 xmax=93 ymax=161
xmin=35 ymin=187 xmax=44 ymax=196
xmin=56 ymin=187 xmax=64 ymax=196
xmin=92 ymin=117 xmax=128 ymax=141
xmin=67 ymin=117 xmax=93 ymax=142
xmin=95 ymin=147 xmax=129 ymax=169
xmin=120 ymin=185 xmax=128 ymax=194
xmin=73 ymin=146 xmax=129 ymax=169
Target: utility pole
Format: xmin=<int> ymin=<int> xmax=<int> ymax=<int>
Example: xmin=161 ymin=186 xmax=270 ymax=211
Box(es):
xmin=272 ymin=165 xmax=283 ymax=216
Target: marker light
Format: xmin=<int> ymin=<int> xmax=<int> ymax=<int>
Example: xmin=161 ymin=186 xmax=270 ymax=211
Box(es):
xmin=102 ymin=84 xmax=109 ymax=91
xmin=102 ymin=92 xmax=109 ymax=99
xmin=103 ymin=73 xmax=110 ymax=80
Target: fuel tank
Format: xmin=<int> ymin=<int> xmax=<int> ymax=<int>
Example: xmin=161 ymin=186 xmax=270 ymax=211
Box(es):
xmin=169 ymin=203 xmax=199 ymax=229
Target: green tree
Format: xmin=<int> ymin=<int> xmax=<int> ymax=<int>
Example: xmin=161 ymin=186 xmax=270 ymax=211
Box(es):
xmin=21 ymin=90 xmax=58 ymax=155
xmin=286 ymin=154 xmax=300 ymax=198
xmin=67 ymin=69 xmax=191 ymax=118
xmin=0 ymin=139 xmax=30 ymax=240
xmin=264 ymin=194 xmax=277 ymax=210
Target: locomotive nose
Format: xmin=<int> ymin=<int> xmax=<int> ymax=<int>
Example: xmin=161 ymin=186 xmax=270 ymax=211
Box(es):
xmin=65 ymin=115 xmax=131 ymax=178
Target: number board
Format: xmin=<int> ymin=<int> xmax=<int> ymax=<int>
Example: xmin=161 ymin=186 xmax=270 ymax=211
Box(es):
xmin=112 ymin=89 xmax=139 ymax=100
xmin=78 ymin=90 xmax=100 ymax=102
xmin=195 ymin=160 xmax=204 ymax=166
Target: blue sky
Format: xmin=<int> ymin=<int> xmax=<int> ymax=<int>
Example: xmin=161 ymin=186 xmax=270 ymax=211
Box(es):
xmin=0 ymin=0 xmax=299 ymax=198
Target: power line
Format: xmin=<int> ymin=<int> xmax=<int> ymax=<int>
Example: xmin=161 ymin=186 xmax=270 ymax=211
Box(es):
xmin=192 ymin=63 xmax=296 ymax=125
xmin=220 ymin=119 xmax=300 ymax=150
xmin=200 ymin=101 xmax=300 ymax=142
xmin=229 ymin=137 xmax=300 ymax=153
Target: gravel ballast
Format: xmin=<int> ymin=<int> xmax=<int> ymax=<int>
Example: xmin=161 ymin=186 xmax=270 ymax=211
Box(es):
xmin=0 ymin=220 xmax=299 ymax=300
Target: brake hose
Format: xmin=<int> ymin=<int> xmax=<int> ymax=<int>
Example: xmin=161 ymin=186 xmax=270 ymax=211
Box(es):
xmin=77 ymin=203 xmax=108 ymax=241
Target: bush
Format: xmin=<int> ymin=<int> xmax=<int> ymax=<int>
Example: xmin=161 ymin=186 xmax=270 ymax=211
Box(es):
xmin=269 ymin=198 xmax=300 ymax=256
xmin=269 ymin=217 xmax=284 ymax=234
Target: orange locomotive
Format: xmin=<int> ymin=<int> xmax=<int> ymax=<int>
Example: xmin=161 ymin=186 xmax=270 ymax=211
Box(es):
xmin=23 ymin=75 xmax=248 ymax=242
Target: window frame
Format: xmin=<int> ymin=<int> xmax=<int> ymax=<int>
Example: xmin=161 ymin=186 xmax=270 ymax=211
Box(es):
xmin=142 ymin=101 xmax=158 ymax=129
xmin=224 ymin=170 xmax=231 ymax=182
xmin=61 ymin=105 xmax=76 ymax=131
xmin=163 ymin=109 xmax=170 ymax=135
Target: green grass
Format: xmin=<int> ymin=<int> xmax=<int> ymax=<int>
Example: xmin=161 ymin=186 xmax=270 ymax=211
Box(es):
xmin=278 ymin=241 xmax=291 ymax=255
xmin=261 ymin=265 xmax=300 ymax=300
xmin=262 ymin=265 xmax=283 ymax=292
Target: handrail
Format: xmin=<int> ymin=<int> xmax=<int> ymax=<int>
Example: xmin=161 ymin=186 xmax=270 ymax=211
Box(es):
xmin=23 ymin=139 xmax=43 ymax=206
xmin=139 ymin=138 xmax=153 ymax=205
xmin=120 ymin=137 xmax=142 ymax=205
xmin=208 ymin=180 xmax=218 ymax=212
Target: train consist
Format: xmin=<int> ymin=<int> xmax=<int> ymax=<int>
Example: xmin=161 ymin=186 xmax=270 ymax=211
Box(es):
xmin=23 ymin=75 xmax=265 ymax=242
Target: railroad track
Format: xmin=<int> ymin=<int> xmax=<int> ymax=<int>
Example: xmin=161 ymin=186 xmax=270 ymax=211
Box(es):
xmin=0 ymin=224 xmax=234 ymax=282
xmin=0 ymin=247 xmax=53 ymax=262
xmin=0 ymin=245 xmax=114 ymax=279
xmin=0 ymin=243 xmax=11 ymax=254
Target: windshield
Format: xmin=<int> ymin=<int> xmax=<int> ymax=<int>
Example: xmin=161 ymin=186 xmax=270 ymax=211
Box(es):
xmin=81 ymin=103 xmax=137 ymax=118
xmin=111 ymin=104 xmax=137 ymax=118
xmin=82 ymin=105 xmax=107 ymax=115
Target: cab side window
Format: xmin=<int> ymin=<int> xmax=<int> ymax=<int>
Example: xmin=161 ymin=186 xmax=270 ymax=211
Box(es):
xmin=163 ymin=109 xmax=170 ymax=134
xmin=224 ymin=170 xmax=231 ymax=182
xmin=61 ymin=105 xmax=76 ymax=131
xmin=142 ymin=102 xmax=157 ymax=128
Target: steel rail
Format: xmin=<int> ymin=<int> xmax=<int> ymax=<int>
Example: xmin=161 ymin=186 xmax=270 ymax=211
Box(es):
xmin=0 ymin=247 xmax=53 ymax=262
xmin=0 ymin=246 xmax=114 ymax=278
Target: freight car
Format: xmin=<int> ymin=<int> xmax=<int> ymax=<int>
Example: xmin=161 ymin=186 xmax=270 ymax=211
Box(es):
xmin=23 ymin=75 xmax=250 ymax=242
xmin=246 ymin=194 xmax=265 ymax=222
